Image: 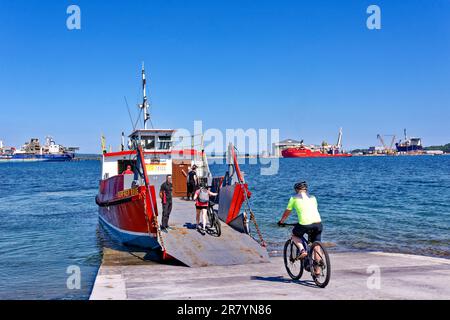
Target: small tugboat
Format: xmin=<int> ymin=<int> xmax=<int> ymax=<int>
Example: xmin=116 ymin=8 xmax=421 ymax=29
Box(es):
xmin=95 ymin=64 xmax=268 ymax=266
xmin=281 ymin=128 xmax=352 ymax=158
xmin=0 ymin=136 xmax=78 ymax=162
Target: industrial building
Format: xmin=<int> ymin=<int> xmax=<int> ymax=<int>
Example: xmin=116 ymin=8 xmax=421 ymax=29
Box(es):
xmin=272 ymin=139 xmax=303 ymax=157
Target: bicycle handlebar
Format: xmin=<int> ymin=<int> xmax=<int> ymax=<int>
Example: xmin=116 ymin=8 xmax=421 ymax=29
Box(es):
xmin=277 ymin=222 xmax=297 ymax=227
xmin=208 ymin=201 xmax=217 ymax=207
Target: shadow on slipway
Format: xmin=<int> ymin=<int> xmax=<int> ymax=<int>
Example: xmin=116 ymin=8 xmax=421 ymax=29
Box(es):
xmin=251 ymin=275 xmax=320 ymax=289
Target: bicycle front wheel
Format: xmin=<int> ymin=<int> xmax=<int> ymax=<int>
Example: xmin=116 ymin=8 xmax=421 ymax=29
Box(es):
xmin=310 ymin=242 xmax=331 ymax=288
xmin=214 ymin=215 xmax=221 ymax=237
xmin=283 ymin=239 xmax=303 ymax=280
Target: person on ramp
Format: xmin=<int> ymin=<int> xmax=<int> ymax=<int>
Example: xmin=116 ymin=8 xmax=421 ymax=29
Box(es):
xmin=187 ymin=165 xmax=198 ymax=201
xmin=194 ymin=182 xmax=217 ymax=235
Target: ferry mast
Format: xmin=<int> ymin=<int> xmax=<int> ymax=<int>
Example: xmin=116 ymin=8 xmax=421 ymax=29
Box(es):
xmin=139 ymin=63 xmax=150 ymax=129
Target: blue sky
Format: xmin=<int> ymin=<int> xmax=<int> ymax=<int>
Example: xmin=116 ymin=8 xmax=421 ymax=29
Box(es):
xmin=0 ymin=0 xmax=449 ymax=153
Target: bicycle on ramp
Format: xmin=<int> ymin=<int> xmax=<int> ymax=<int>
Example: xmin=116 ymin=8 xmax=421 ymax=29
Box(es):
xmin=207 ymin=201 xmax=221 ymax=237
xmin=278 ymin=222 xmax=331 ymax=288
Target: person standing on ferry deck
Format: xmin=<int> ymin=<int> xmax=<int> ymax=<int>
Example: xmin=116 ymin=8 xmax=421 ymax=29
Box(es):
xmin=159 ymin=175 xmax=173 ymax=232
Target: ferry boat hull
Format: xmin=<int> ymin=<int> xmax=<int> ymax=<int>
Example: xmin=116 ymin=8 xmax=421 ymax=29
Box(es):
xmin=96 ymin=173 xmax=160 ymax=249
xmin=98 ymin=208 xmax=159 ymax=249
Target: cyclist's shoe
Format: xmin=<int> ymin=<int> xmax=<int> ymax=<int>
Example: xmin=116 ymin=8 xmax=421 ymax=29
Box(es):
xmin=298 ymin=249 xmax=308 ymax=260
xmin=196 ymin=226 xmax=205 ymax=235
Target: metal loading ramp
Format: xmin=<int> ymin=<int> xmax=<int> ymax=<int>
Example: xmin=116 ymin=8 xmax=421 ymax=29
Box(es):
xmin=157 ymin=198 xmax=269 ymax=267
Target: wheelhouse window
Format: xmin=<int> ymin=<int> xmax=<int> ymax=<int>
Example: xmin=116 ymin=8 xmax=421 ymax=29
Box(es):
xmin=158 ymin=136 xmax=172 ymax=150
xmin=142 ymin=136 xmax=155 ymax=150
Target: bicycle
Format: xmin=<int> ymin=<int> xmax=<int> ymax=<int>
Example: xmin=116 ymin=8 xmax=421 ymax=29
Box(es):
xmin=207 ymin=201 xmax=221 ymax=237
xmin=279 ymin=223 xmax=331 ymax=288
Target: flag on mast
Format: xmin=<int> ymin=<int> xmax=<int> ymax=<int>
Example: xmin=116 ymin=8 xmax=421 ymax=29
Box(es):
xmin=101 ymin=134 xmax=107 ymax=154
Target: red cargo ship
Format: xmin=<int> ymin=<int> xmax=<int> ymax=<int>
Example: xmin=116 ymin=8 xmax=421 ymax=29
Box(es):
xmin=281 ymin=146 xmax=352 ymax=158
xmin=281 ymin=128 xmax=352 ymax=158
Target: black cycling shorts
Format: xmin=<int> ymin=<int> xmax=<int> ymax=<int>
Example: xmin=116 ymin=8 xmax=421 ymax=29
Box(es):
xmin=292 ymin=222 xmax=323 ymax=242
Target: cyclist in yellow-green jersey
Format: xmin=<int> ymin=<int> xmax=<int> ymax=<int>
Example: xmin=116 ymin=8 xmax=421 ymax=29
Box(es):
xmin=278 ymin=181 xmax=323 ymax=268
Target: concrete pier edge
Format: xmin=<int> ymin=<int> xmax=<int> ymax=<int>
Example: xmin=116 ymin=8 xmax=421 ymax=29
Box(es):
xmin=90 ymin=249 xmax=450 ymax=300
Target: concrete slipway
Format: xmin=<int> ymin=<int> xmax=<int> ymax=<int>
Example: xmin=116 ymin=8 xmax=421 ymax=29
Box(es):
xmin=91 ymin=250 xmax=450 ymax=300
xmin=91 ymin=198 xmax=450 ymax=299
xmin=91 ymin=247 xmax=450 ymax=300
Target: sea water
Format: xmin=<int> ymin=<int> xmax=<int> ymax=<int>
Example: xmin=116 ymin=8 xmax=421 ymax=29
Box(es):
xmin=0 ymin=156 xmax=449 ymax=299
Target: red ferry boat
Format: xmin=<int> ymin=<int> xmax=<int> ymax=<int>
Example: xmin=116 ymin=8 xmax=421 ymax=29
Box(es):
xmin=95 ymin=65 xmax=215 ymax=249
xmin=95 ymin=65 xmax=256 ymax=252
xmin=95 ymin=134 xmax=208 ymax=248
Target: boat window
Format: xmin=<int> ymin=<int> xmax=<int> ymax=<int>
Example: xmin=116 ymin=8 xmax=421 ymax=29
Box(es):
xmin=158 ymin=136 xmax=172 ymax=150
xmin=143 ymin=136 xmax=155 ymax=150
xmin=118 ymin=160 xmax=137 ymax=175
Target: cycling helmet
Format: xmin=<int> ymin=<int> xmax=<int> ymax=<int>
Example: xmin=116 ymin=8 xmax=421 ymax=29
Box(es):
xmin=294 ymin=181 xmax=308 ymax=191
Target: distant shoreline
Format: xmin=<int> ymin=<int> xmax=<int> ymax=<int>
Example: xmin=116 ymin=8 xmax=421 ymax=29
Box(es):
xmin=210 ymin=153 xmax=450 ymax=159
xmin=74 ymin=154 xmax=102 ymax=161
xmin=73 ymin=153 xmax=450 ymax=161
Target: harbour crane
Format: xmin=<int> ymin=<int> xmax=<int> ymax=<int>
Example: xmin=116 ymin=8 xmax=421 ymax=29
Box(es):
xmin=336 ymin=127 xmax=343 ymax=149
xmin=377 ymin=134 xmax=397 ymax=155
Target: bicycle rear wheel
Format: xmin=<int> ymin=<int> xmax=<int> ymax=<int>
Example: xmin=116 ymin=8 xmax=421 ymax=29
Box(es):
xmin=283 ymin=239 xmax=303 ymax=280
xmin=310 ymin=242 xmax=331 ymax=288
xmin=208 ymin=208 xmax=221 ymax=237
xmin=214 ymin=215 xmax=221 ymax=237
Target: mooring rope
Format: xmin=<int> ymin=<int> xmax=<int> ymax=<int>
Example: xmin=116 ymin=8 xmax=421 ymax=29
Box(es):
xmin=249 ymin=208 xmax=266 ymax=248
xmin=241 ymin=183 xmax=266 ymax=247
